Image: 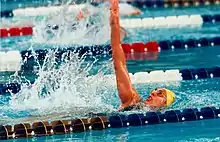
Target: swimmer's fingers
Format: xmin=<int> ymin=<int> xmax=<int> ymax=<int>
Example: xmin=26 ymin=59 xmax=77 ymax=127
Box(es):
xmin=109 ymin=0 xmax=119 ymax=12
xmin=109 ymin=0 xmax=119 ymax=7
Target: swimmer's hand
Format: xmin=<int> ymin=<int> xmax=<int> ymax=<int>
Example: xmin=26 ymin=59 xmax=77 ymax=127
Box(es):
xmin=109 ymin=0 xmax=119 ymax=26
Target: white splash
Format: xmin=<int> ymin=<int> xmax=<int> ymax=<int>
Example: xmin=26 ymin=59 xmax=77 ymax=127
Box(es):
xmin=9 ymin=48 xmax=116 ymax=118
xmin=6 ymin=2 xmax=116 ymax=120
xmin=32 ymin=3 xmax=111 ymax=45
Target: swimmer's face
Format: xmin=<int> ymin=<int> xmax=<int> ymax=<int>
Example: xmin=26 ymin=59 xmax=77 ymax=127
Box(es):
xmin=145 ymin=88 xmax=166 ymax=108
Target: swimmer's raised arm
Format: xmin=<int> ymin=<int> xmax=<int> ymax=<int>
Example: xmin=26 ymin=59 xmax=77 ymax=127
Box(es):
xmin=109 ymin=0 xmax=141 ymax=110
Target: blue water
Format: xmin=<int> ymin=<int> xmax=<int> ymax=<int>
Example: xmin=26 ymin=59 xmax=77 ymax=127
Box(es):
xmin=1 ymin=1 xmax=220 ymax=142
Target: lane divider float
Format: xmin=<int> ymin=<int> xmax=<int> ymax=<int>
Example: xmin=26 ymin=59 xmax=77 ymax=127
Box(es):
xmin=1 ymin=14 xmax=220 ymax=37
xmin=0 ymin=66 xmax=219 ymax=95
xmin=0 ymin=4 xmax=86 ymax=18
xmin=0 ymin=106 xmax=219 ymax=140
xmin=120 ymin=14 xmax=220 ymax=28
xmin=0 ymin=26 xmax=33 ymax=37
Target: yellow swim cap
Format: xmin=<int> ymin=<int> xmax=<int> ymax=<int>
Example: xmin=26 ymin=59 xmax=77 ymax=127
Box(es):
xmin=165 ymin=88 xmax=176 ymax=107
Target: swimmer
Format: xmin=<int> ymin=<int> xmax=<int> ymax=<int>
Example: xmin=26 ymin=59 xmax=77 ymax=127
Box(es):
xmin=109 ymin=0 xmax=176 ymax=111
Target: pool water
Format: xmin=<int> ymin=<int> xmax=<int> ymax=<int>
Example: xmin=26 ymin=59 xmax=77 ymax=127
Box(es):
xmin=1 ymin=1 xmax=220 ymax=142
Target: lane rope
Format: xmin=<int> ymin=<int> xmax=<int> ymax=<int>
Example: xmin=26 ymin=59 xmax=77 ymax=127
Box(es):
xmin=0 ymin=26 xmax=33 ymax=37
xmin=0 ymin=4 xmax=87 ymax=18
xmin=0 ymin=66 xmax=219 ymax=95
xmin=0 ymin=106 xmax=219 ymax=140
xmin=120 ymin=14 xmax=220 ymax=28
xmin=1 ymin=14 xmax=220 ymax=37
xmin=125 ymin=0 xmax=220 ymax=8
xmin=0 ymin=36 xmax=220 ymax=72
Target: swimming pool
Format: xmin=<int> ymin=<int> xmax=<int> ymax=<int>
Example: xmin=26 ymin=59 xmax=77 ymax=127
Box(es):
xmin=1 ymin=0 xmax=220 ymax=141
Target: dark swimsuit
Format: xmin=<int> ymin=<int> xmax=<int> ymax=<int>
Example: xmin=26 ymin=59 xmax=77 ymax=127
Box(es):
xmin=120 ymin=102 xmax=165 ymax=112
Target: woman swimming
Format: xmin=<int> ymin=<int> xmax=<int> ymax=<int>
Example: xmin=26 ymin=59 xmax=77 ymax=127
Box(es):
xmin=109 ymin=0 xmax=176 ymax=111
